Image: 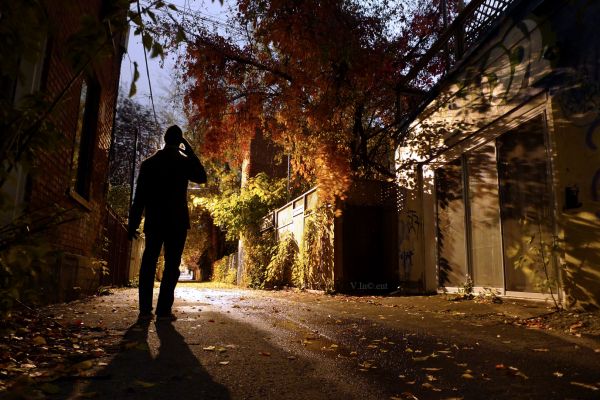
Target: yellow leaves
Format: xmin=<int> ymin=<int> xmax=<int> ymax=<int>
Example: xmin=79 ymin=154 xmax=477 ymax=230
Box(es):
xmin=218 ymin=361 xmax=230 ymax=365
xmin=203 ymin=346 xmax=216 ymax=351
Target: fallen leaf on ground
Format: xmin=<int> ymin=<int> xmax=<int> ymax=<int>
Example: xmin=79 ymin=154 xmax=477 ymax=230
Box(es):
xmin=506 ymin=367 xmax=528 ymax=380
xmin=134 ymin=380 xmax=156 ymax=388
xmin=570 ymin=382 xmax=599 ymax=391
xmin=461 ymin=373 xmax=474 ymax=379
xmin=532 ymin=348 xmax=549 ymax=352
xmin=412 ymin=356 xmax=429 ymax=362
xmin=123 ymin=341 xmax=137 ymax=350
xmin=73 ymin=360 xmax=93 ymax=371
xmin=553 ymin=371 xmax=564 ymax=378
xmin=218 ymin=361 xmax=230 ymax=365
xmin=40 ymin=383 xmax=60 ymax=394
xmin=202 ymin=346 xmax=216 ymax=351
xmin=569 ymin=321 xmax=584 ymax=332
xmin=259 ymin=351 xmax=271 ymax=357
xmin=32 ymin=336 xmax=46 ymax=346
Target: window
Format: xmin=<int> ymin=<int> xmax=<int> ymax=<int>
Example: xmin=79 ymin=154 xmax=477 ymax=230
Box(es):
xmin=71 ymin=78 xmax=100 ymax=200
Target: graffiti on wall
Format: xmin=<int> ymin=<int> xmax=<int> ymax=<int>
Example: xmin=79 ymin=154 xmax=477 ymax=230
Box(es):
xmin=398 ymin=204 xmax=420 ymax=280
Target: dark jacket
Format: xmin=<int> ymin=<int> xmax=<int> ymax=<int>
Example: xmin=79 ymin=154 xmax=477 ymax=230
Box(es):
xmin=129 ymin=146 xmax=206 ymax=233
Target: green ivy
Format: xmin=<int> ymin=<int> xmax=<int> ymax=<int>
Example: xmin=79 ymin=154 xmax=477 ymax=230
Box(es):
xmin=298 ymin=206 xmax=335 ymax=292
xmin=199 ymin=173 xmax=287 ymax=241
xmin=265 ymin=233 xmax=299 ymax=289
xmin=242 ymin=233 xmax=276 ymax=289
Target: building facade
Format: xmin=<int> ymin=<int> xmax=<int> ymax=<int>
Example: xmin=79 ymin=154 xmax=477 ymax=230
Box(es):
xmin=397 ymin=0 xmax=600 ymax=309
xmin=1 ymin=0 xmax=128 ymax=301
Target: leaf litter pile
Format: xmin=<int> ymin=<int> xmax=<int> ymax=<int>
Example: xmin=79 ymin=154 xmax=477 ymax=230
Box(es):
xmin=0 ymin=306 xmax=117 ymax=398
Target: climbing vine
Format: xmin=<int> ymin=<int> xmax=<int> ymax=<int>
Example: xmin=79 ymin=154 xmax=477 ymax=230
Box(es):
xmin=297 ymin=206 xmax=335 ymax=292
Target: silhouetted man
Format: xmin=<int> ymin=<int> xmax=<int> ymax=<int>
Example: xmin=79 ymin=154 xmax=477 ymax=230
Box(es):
xmin=128 ymin=125 xmax=206 ymax=322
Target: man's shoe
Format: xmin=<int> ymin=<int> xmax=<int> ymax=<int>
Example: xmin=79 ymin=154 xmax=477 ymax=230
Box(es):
xmin=138 ymin=312 xmax=154 ymax=321
xmin=156 ymin=313 xmax=177 ymax=322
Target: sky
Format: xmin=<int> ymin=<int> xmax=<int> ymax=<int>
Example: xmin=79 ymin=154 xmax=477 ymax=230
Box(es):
xmin=119 ymin=0 xmax=232 ymax=118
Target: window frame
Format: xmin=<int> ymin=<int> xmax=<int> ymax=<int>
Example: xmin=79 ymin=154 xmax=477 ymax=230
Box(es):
xmin=69 ymin=76 xmax=100 ymax=207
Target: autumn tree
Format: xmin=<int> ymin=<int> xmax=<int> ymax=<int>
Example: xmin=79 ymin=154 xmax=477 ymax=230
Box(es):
xmin=107 ymin=93 xmax=164 ymax=218
xmin=150 ymin=0 xmax=457 ymax=203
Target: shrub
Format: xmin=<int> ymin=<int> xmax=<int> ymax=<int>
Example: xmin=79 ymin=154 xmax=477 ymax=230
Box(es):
xmin=212 ymin=254 xmax=238 ymax=285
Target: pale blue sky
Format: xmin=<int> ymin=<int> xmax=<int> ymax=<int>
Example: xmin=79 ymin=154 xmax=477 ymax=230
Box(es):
xmin=119 ymin=0 xmax=232 ymax=114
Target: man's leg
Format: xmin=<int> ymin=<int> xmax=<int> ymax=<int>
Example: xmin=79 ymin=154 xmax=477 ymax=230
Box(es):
xmin=138 ymin=232 xmax=164 ymax=315
xmin=155 ymin=229 xmax=187 ymax=316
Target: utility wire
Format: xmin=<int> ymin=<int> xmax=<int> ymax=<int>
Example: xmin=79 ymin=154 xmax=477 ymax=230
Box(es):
xmin=136 ymin=0 xmax=160 ymax=132
xmin=141 ymin=0 xmax=245 ymax=35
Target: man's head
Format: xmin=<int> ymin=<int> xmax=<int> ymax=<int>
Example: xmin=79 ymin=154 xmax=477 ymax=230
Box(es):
xmin=164 ymin=125 xmax=183 ymax=146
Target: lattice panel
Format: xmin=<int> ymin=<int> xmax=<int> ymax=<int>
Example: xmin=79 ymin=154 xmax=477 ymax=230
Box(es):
xmin=464 ymin=0 xmax=513 ymax=47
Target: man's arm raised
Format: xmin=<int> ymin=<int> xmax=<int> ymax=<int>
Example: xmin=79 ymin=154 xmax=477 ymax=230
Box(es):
xmin=181 ymin=138 xmax=207 ymax=184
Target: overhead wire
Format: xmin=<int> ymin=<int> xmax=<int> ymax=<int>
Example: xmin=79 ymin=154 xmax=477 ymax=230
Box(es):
xmin=136 ymin=0 xmax=161 ymax=133
xmin=140 ymin=0 xmax=246 ymax=35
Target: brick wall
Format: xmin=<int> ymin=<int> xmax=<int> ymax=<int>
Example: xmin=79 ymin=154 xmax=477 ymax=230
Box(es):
xmin=26 ymin=0 xmax=124 ymax=298
xmin=241 ymin=131 xmax=288 ymax=184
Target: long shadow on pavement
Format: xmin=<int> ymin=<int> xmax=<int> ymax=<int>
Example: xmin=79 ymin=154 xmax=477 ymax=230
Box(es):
xmin=73 ymin=320 xmax=230 ymax=399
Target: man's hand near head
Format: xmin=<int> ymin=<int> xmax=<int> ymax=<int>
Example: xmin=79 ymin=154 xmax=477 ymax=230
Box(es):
xmin=181 ymin=138 xmax=194 ymax=157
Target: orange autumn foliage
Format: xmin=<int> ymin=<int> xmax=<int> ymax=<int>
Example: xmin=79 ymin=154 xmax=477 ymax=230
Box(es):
xmin=172 ymin=0 xmax=457 ymax=203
